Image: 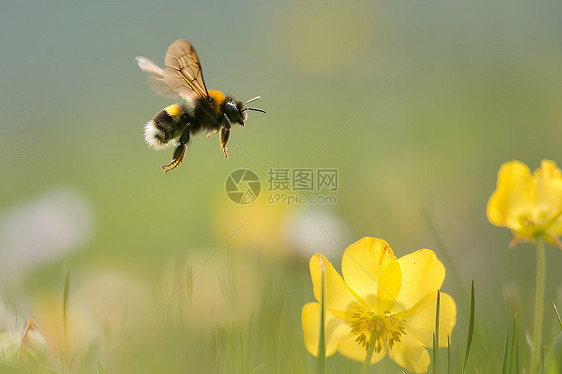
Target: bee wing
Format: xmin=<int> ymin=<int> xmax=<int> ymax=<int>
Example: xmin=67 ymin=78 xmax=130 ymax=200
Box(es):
xmin=163 ymin=39 xmax=209 ymax=104
xmin=135 ymin=56 xmax=165 ymax=78
xmin=136 ymin=56 xmax=179 ymax=99
xmin=147 ymin=76 xmax=179 ymax=99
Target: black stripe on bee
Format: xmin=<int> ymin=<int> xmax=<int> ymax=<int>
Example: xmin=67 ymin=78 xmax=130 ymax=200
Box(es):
xmin=144 ymin=104 xmax=190 ymax=150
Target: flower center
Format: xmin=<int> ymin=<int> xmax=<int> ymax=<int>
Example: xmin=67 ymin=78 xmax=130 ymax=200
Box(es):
xmin=520 ymin=208 xmax=562 ymax=232
xmin=350 ymin=305 xmax=406 ymax=353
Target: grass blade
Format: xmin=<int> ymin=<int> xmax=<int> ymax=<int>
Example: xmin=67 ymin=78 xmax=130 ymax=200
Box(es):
xmin=62 ymin=265 xmax=71 ymax=365
xmin=433 ymin=290 xmax=441 ymax=374
xmin=432 ymin=333 xmax=437 ymax=374
xmin=462 ymin=279 xmax=475 ymax=373
xmin=515 ymin=331 xmax=520 ymax=374
xmin=508 ymin=313 xmax=517 ymax=374
xmin=240 ymin=331 xmax=246 ymax=374
xmin=544 ymin=332 xmax=562 ymax=374
xmin=541 ymin=346 xmax=544 ymax=374
xmin=425 ymin=214 xmax=494 ymax=367
xmin=447 ymin=335 xmax=451 ymax=374
xmin=553 ymin=302 xmax=562 ymax=331
xmin=501 ymin=294 xmax=510 ymax=374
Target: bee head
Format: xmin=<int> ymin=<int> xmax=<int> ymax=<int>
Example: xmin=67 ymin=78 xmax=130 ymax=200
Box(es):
xmin=231 ymin=96 xmax=266 ymax=126
xmin=225 ymin=101 xmax=247 ymax=126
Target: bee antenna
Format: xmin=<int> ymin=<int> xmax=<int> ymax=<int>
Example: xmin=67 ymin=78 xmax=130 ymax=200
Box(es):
xmin=248 ymin=107 xmax=267 ymax=114
xmin=241 ymin=107 xmax=266 ymax=114
xmin=244 ymin=96 xmax=261 ymax=105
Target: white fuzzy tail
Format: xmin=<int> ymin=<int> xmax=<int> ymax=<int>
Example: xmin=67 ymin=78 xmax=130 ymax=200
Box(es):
xmin=143 ymin=120 xmax=177 ymax=150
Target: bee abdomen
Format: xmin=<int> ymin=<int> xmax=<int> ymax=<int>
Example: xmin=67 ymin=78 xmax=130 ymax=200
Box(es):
xmin=143 ymin=104 xmax=187 ymax=150
xmin=143 ymin=119 xmax=177 ymax=150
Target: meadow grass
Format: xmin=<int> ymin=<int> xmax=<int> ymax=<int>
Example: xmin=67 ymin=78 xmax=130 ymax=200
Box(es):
xmin=2 ymin=236 xmax=561 ymax=374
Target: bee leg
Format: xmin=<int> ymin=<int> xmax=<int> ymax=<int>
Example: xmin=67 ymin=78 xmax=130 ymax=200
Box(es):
xmin=162 ymin=125 xmax=191 ymax=174
xmin=207 ymin=129 xmax=219 ymax=138
xmin=219 ymin=127 xmax=231 ymax=158
xmin=220 ymin=115 xmax=232 ymax=158
xmin=161 ymin=145 xmax=186 ymax=174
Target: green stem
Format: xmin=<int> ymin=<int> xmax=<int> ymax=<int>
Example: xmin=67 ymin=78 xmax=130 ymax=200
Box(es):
xmin=529 ymin=238 xmax=545 ymax=374
xmin=361 ymin=333 xmax=377 ymax=374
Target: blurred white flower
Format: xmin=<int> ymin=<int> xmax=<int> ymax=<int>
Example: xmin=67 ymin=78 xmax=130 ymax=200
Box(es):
xmin=283 ymin=206 xmax=350 ymax=260
xmin=0 ymin=298 xmax=18 ymax=333
xmin=30 ymin=269 xmax=151 ymax=364
xmin=0 ymin=188 xmax=94 ymax=280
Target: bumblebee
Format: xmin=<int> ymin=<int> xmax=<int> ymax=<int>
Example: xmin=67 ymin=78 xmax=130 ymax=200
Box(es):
xmin=136 ymin=39 xmax=265 ymax=173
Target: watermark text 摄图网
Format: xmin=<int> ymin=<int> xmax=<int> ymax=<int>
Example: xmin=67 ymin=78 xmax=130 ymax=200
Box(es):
xmin=266 ymin=168 xmax=338 ymax=192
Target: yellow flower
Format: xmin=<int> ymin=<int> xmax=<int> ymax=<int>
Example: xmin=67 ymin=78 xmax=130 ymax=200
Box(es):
xmin=301 ymin=238 xmax=456 ymax=373
xmin=487 ymin=160 xmax=562 ymax=247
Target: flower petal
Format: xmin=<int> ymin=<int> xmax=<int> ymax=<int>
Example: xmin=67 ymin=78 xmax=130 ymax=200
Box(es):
xmin=302 ymin=302 xmax=354 ymax=357
xmin=394 ymin=249 xmax=445 ymax=310
xmin=341 ymin=238 xmax=397 ymax=302
xmin=533 ymin=160 xmax=562 ymax=209
xmin=337 ymin=338 xmax=387 ymax=365
xmin=548 ymin=218 xmax=562 ymax=242
xmin=533 ymin=160 xmax=562 ymax=232
xmin=400 ymin=291 xmax=457 ymax=347
xmin=388 ymin=333 xmax=431 ymax=373
xmin=309 ymin=254 xmax=364 ymax=317
xmin=487 ymin=160 xmax=535 ymax=232
xmin=376 ymin=260 xmax=402 ymax=313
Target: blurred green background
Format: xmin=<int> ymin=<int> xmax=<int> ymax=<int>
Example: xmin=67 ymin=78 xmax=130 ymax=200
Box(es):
xmin=1 ymin=0 xmax=562 ymax=372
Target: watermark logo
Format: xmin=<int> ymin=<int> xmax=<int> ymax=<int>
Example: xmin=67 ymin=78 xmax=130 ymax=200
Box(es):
xmin=225 ymin=168 xmax=338 ymax=206
xmin=225 ymin=168 xmax=261 ymax=205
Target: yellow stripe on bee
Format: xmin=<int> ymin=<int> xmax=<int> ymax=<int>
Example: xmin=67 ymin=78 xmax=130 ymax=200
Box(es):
xmin=208 ymin=90 xmax=225 ymax=105
xmin=165 ymin=104 xmax=182 ymax=118
xmin=207 ymin=90 xmax=226 ymax=115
